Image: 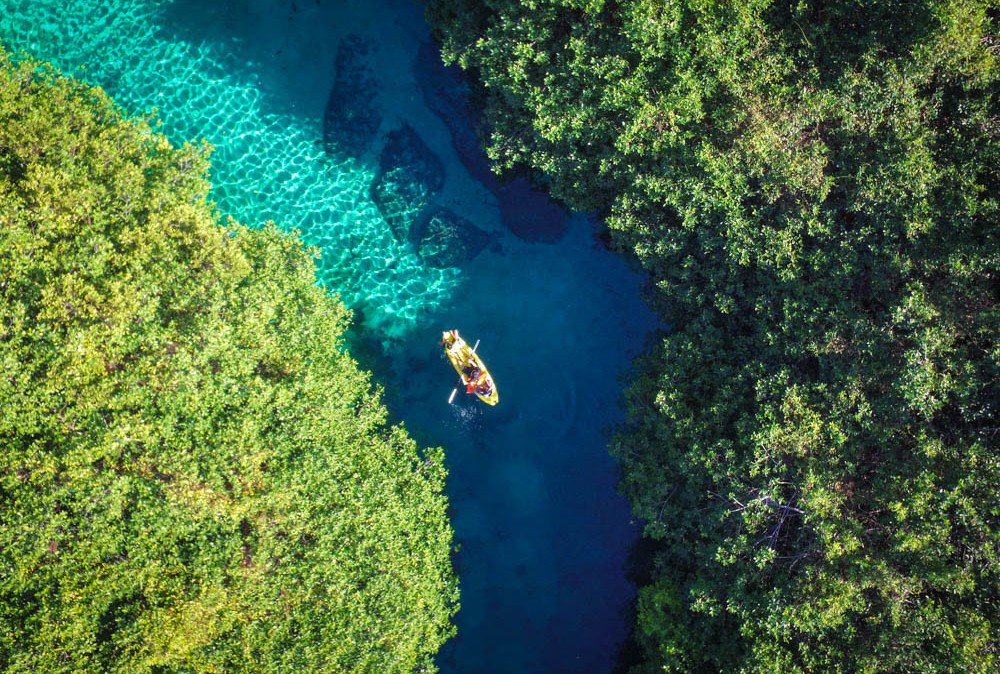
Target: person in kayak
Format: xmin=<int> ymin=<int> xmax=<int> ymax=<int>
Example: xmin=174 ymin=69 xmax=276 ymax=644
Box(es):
xmin=464 ymin=366 xmax=492 ymax=396
xmin=463 ymin=363 xmax=482 ymax=394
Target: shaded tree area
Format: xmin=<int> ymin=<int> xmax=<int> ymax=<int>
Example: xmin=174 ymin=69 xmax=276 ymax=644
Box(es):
xmin=426 ymin=0 xmax=998 ymax=671
xmin=0 ymin=49 xmax=456 ymax=673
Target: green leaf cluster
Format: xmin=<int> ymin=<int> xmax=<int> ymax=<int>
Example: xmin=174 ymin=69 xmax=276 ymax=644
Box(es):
xmin=427 ymin=0 xmax=997 ymax=671
xmin=0 ymin=49 xmax=456 ymax=673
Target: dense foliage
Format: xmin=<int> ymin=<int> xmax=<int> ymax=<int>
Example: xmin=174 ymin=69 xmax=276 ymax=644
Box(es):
xmin=0 ymin=50 xmax=456 ymax=673
xmin=427 ymin=0 xmax=998 ymax=671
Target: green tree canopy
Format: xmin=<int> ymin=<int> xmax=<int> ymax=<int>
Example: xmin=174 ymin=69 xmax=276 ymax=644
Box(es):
xmin=0 ymin=48 xmax=456 ymax=673
xmin=427 ymin=0 xmax=998 ymax=671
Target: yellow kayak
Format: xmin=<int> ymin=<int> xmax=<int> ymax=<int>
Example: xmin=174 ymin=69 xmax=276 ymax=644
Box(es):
xmin=442 ymin=329 xmax=499 ymax=406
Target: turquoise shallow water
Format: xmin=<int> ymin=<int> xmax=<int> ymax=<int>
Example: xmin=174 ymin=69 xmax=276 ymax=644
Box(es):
xmin=0 ymin=1 xmax=658 ymax=670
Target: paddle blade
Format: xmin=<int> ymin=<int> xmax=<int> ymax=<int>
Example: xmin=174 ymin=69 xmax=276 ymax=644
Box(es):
xmin=448 ymin=388 xmax=457 ymax=404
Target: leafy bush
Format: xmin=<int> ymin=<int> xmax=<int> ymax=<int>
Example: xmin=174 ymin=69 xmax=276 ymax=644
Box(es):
xmin=0 ymin=49 xmax=457 ymax=673
xmin=427 ymin=1 xmax=998 ymax=671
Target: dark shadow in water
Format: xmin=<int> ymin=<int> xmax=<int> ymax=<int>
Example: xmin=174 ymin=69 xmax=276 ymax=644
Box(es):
xmin=611 ymin=533 xmax=665 ymax=673
xmin=413 ymin=40 xmax=570 ymax=244
xmin=369 ymin=123 xmax=446 ymax=242
xmin=323 ymin=34 xmax=382 ymax=160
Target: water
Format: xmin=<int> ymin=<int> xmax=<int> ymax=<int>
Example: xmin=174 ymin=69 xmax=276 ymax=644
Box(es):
xmin=0 ymin=1 xmax=658 ymax=671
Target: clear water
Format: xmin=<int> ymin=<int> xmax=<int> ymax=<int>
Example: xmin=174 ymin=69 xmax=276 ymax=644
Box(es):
xmin=0 ymin=1 xmax=659 ymax=671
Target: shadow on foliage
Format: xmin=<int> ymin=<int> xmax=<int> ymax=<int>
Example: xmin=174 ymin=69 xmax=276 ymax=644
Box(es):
xmin=611 ymin=534 xmax=663 ymax=674
xmin=764 ymin=0 xmax=938 ymax=81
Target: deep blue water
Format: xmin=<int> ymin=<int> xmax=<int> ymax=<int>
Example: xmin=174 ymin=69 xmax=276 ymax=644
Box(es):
xmin=0 ymin=1 xmax=658 ymax=670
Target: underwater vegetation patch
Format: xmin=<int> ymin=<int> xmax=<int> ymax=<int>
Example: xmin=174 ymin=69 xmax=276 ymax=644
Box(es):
xmin=323 ymin=34 xmax=382 ymax=160
xmin=414 ymin=207 xmax=497 ymax=268
xmin=369 ymin=123 xmax=446 ymax=244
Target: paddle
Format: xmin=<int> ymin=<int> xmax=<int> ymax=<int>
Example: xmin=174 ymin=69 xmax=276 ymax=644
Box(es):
xmin=448 ymin=338 xmax=480 ymax=404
